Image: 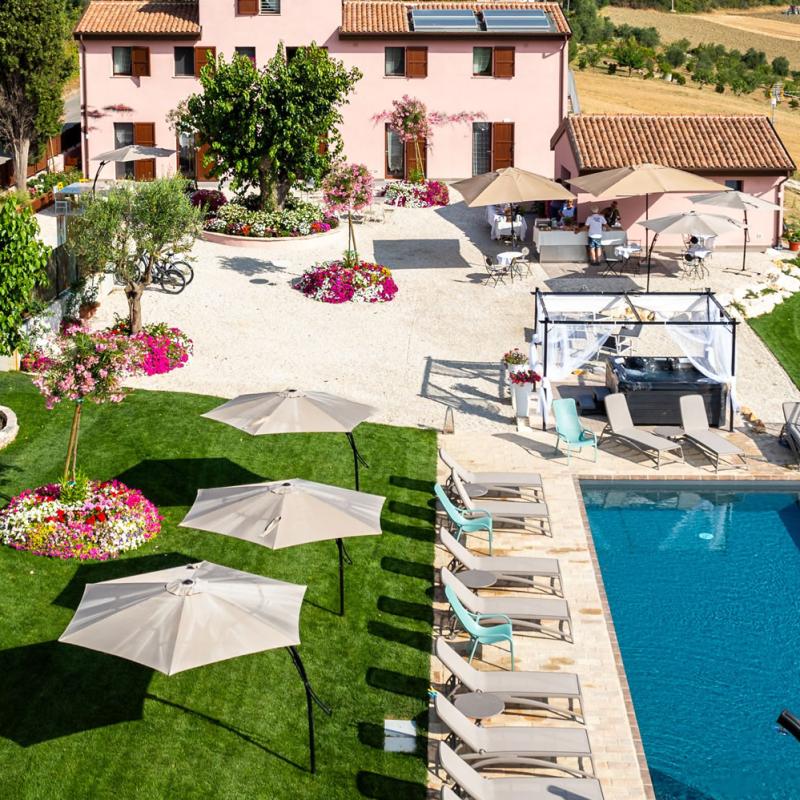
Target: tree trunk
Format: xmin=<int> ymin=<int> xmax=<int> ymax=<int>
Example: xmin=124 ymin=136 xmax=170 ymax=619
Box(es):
xmin=126 ymin=284 xmax=145 ymax=333
xmin=258 ymin=165 xmax=271 ymax=210
xmin=13 ymin=138 xmax=30 ymax=194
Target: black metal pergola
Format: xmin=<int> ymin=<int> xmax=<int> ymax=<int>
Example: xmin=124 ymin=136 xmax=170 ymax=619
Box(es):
xmin=532 ymin=288 xmax=739 ymax=431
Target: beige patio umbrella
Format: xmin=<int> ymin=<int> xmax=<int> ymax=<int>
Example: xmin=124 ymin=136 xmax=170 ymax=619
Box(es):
xmin=641 ymin=211 xmax=741 ymax=290
xmin=180 ymin=479 xmax=385 ymax=616
xmin=451 ymin=167 xmax=574 ymax=243
xmin=90 ymin=145 xmax=176 ymax=193
xmin=59 ymin=560 xmax=330 ymax=773
xmin=690 ymin=190 xmax=780 ymax=272
xmin=568 ymin=164 xmax=730 ymax=255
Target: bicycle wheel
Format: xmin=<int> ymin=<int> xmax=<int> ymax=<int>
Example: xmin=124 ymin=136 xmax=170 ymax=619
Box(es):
xmin=170 ymin=260 xmax=194 ymax=285
xmin=159 ymin=268 xmax=186 ymax=295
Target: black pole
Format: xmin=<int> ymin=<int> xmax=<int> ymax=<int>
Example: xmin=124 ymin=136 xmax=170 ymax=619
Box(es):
xmin=287 ymin=646 xmax=332 ymax=775
xmin=541 ymin=321 xmax=549 ymax=431
xmin=729 ymin=320 xmax=737 ymax=432
xmin=644 ymin=193 xmax=650 ymax=255
xmin=645 ymin=232 xmax=659 ymax=293
xmin=91 ymin=160 xmax=108 ymax=196
xmin=741 ymin=208 xmax=749 ymax=272
xmin=345 ymin=432 xmax=367 ymax=492
xmin=336 ymin=538 xmax=346 ymax=617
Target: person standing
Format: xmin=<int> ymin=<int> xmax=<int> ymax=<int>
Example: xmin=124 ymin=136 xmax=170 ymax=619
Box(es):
xmin=583 ymin=206 xmax=608 ymax=266
xmin=601 ymin=200 xmax=622 ymax=227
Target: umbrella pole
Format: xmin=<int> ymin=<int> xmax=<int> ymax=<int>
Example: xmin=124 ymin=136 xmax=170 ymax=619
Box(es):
xmin=287 ymin=646 xmax=332 ymax=775
xmin=91 ymin=160 xmax=108 ymax=196
xmin=345 ymin=432 xmax=368 ymax=492
xmin=336 ymin=538 xmax=347 ymax=617
xmin=645 ymin=232 xmax=659 ymax=293
xmin=742 ymin=209 xmax=749 ymax=272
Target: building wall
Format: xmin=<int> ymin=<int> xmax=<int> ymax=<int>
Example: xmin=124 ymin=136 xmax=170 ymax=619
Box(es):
xmin=552 ymin=132 xmax=786 ymax=248
xmin=78 ymin=3 xmax=568 ymax=182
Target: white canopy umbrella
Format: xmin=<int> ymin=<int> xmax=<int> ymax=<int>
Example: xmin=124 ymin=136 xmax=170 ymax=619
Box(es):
xmin=180 ymin=479 xmax=385 ymax=616
xmin=690 ymin=191 xmax=780 ymax=272
xmin=59 ymin=560 xmax=330 ymax=773
xmin=90 ymin=145 xmax=176 ymax=193
xmin=641 ymin=211 xmax=741 ymax=290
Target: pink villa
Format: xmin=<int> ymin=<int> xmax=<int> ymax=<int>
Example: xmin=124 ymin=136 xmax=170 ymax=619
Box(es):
xmin=73 ymin=0 xmax=571 ymax=182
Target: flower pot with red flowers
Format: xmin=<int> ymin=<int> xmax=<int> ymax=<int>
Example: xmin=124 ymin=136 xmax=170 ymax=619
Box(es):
xmin=787 ymin=223 xmax=800 ymax=252
xmin=509 ymin=369 xmax=540 ymax=419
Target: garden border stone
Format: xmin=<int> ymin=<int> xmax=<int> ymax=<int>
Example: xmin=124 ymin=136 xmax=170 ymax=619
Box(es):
xmin=0 ymin=406 xmax=19 ymax=450
xmin=201 ymin=224 xmax=345 ymax=248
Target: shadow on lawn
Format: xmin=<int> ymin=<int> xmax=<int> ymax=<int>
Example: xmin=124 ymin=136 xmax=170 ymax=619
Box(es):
xmin=380 ymin=556 xmax=434 ymax=583
xmin=356 ymin=771 xmax=427 ymax=799
xmin=114 ymin=458 xmax=267 ymax=508
xmin=367 ymin=621 xmax=431 ymax=654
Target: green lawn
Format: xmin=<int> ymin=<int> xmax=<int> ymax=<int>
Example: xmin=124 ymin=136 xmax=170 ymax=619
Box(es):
xmin=749 ymin=292 xmax=800 ymax=390
xmin=0 ymin=372 xmax=436 ymax=800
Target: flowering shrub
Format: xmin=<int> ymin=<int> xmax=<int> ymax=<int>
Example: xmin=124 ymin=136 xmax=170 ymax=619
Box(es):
xmin=204 ymin=199 xmax=338 ymax=238
xmin=190 ymin=189 xmax=227 ymax=216
xmin=323 ymin=162 xmax=374 ymax=215
xmin=384 ymin=180 xmax=449 ymax=208
xmin=0 ymin=480 xmax=162 ymax=560
xmin=509 ymin=369 xmax=541 ymax=386
xmin=27 ymin=169 xmax=83 ymax=199
xmin=106 ymin=319 xmax=193 ymax=376
xmin=295 ymin=260 xmax=398 ymax=304
xmin=503 ymin=348 xmax=528 ymax=365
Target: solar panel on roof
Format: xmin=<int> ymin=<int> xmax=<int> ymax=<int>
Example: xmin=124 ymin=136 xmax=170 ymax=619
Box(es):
xmin=482 ymin=8 xmax=552 ymax=30
xmin=411 ymin=8 xmax=480 ymax=31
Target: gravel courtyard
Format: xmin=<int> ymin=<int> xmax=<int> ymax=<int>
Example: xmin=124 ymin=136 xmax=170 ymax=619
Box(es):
xmin=52 ymin=197 xmax=799 ymax=432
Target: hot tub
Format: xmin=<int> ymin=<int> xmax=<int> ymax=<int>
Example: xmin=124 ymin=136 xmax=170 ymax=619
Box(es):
xmin=605 ymin=356 xmax=727 ymax=427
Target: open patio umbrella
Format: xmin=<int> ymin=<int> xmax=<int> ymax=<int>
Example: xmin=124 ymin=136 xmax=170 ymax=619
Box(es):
xmin=451 ymin=167 xmax=574 ymax=244
xmin=59 ymin=561 xmax=330 ymax=773
xmin=690 ymin=190 xmax=780 ymax=272
xmin=568 ymin=164 xmax=730 ymax=254
xmin=91 ymin=145 xmax=176 ymax=193
xmin=202 ymin=389 xmax=376 ymax=491
xmin=180 ymin=479 xmax=385 ymax=616
xmin=641 ymin=211 xmax=741 ymax=290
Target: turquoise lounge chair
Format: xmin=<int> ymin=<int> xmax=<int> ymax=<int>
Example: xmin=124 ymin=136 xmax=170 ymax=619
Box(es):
xmin=434 ymin=483 xmax=494 ymax=554
xmin=553 ymin=398 xmax=598 ymax=464
xmin=444 ymin=584 xmax=514 ymax=670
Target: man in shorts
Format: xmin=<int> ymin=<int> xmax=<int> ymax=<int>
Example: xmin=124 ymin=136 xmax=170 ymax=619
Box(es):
xmin=584 ymin=205 xmax=608 ymax=266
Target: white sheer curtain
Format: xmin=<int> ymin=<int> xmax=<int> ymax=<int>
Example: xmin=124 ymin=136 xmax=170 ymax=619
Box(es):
xmin=666 ymin=314 xmax=738 ymax=411
xmin=533 ymin=322 xmax=614 ymax=423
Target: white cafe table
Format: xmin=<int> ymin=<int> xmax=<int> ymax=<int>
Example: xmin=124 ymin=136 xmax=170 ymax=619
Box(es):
xmin=491 ymin=215 xmax=528 ymax=241
xmin=496 ymin=251 xmax=523 ymax=267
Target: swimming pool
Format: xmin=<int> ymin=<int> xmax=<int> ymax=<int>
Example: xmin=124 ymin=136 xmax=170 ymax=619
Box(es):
xmin=581 ymin=481 xmax=800 ymax=800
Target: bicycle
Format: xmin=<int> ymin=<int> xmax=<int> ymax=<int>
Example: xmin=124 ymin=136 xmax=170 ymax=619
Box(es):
xmin=139 ymin=252 xmax=194 ymax=286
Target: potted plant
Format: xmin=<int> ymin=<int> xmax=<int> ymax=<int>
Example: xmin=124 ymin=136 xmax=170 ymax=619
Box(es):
xmin=503 ymin=347 xmax=529 ymax=375
xmin=786 ymin=222 xmax=800 ymax=253
xmin=509 ymin=369 xmax=540 ymax=419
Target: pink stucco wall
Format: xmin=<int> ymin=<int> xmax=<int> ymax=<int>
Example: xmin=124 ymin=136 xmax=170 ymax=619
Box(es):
xmin=552 ymin=131 xmax=786 ymax=248
xmin=79 ymin=0 xmax=568 ymax=182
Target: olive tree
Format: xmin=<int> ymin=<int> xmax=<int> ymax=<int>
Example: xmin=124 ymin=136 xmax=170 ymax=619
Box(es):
xmin=68 ymin=177 xmax=202 ymax=333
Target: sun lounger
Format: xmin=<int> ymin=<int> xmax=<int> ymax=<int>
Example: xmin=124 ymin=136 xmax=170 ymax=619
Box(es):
xmin=435 ymin=637 xmax=583 ymax=721
xmin=440 ymin=528 xmax=562 ymax=595
xmin=600 ymin=393 xmax=683 ymax=469
xmin=781 ymin=402 xmax=800 ymax=464
xmin=434 ymin=693 xmax=593 ymax=772
xmin=442 ymin=567 xmax=572 ymax=642
xmin=451 ymin=471 xmax=550 ymax=533
xmin=679 ymin=394 xmax=745 ymax=472
xmin=439 ymin=447 xmax=544 ymax=498
xmin=438 ymin=742 xmax=605 ymax=800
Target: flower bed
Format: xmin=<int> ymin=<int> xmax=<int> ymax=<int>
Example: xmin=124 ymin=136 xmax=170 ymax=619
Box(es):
xmin=106 ymin=320 xmax=193 ymax=376
xmin=27 ymin=169 xmax=83 ymax=210
xmin=204 ymin=198 xmax=338 ymax=238
xmin=294 ymin=260 xmax=398 ymax=304
xmin=0 ymin=480 xmax=162 ymax=560
xmin=384 ymin=180 xmax=449 ymax=208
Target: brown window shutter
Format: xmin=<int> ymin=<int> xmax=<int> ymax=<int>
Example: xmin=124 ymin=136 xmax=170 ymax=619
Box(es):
xmin=405 ymin=47 xmax=428 ymax=79
xmin=134 ymin=159 xmax=156 ymax=181
xmin=194 ymin=46 xmax=217 ymax=78
xmin=195 ymin=137 xmax=215 ymax=181
xmin=317 ymin=135 xmax=328 ymax=156
xmin=490 ymin=122 xmax=514 ymax=170
xmin=404 ymin=137 xmax=427 ymax=179
xmin=237 ymin=0 xmax=259 ymax=14
xmin=131 ymin=47 xmax=150 ymax=77
xmin=493 ymin=47 xmax=515 ymax=79
xmin=133 ymin=122 xmax=156 ymax=147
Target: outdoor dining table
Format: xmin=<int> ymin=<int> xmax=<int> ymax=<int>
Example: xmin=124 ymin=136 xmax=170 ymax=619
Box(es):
xmin=491 ymin=215 xmax=528 ymax=242
xmin=496 ymin=251 xmax=526 ymax=281
xmin=614 ymin=243 xmax=643 ymax=272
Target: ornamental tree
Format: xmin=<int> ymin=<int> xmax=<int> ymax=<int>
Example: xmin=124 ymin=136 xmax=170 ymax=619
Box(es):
xmin=374 ymin=96 xmax=484 ymax=182
xmin=322 ymin=161 xmax=373 ymax=259
xmin=0 ymin=196 xmax=50 ymax=355
xmin=173 ymin=45 xmax=362 ymax=210
xmin=0 ymin=0 xmax=75 ymax=192
xmin=68 ymin=177 xmax=201 ymax=333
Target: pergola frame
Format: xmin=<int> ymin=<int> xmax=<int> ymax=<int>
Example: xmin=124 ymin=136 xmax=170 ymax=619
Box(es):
xmin=532 ymin=289 xmax=738 ymax=431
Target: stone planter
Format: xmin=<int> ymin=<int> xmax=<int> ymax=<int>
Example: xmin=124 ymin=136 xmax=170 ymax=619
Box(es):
xmin=512 ymin=384 xmax=532 ymax=418
xmin=0 ymin=406 xmax=19 ymax=450
xmin=505 ymin=361 xmax=529 ymax=374
xmin=200 ymin=223 xmax=344 ymax=249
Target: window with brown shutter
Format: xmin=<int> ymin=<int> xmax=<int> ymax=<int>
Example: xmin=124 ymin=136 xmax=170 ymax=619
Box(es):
xmin=237 ymin=0 xmax=258 ymax=14
xmin=133 ymin=122 xmax=156 ymax=180
xmin=405 ymin=47 xmax=428 ymax=79
xmin=194 ymin=46 xmax=217 ymax=78
xmin=131 ymin=47 xmax=150 ymax=78
xmin=491 ymin=122 xmax=514 ymax=170
xmin=493 ymin=47 xmax=515 ymax=78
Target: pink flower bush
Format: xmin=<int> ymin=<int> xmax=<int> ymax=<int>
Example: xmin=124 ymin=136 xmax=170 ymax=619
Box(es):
xmin=107 ymin=320 xmax=193 ymax=376
xmin=322 ymin=162 xmax=374 ymax=215
xmin=0 ymin=480 xmax=162 ymax=560
xmin=385 ymin=180 xmax=450 ymax=208
xmin=295 ymin=260 xmax=398 ymax=304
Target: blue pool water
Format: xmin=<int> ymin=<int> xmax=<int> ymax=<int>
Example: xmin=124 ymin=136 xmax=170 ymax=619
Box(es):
xmin=581 ymin=481 xmax=800 ymax=800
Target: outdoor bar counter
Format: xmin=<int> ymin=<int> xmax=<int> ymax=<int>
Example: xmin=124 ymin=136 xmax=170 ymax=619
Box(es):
xmin=533 ymin=226 xmax=627 ymax=262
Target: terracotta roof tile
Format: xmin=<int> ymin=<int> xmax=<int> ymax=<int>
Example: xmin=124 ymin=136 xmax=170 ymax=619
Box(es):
xmin=75 ymin=1 xmax=200 ymax=37
xmin=564 ymin=114 xmax=794 ymax=173
xmin=341 ymin=1 xmax=569 ymax=35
